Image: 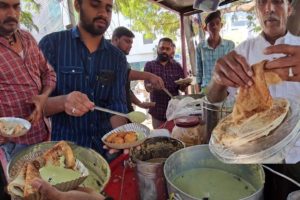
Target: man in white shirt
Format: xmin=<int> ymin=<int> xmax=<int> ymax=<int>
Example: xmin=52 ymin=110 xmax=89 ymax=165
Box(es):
xmin=206 ymin=0 xmax=300 ymax=163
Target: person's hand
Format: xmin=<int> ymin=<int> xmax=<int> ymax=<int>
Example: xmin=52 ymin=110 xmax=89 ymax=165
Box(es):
xmin=212 ymin=50 xmax=254 ymax=88
xmin=148 ymin=74 xmax=165 ymax=90
xmin=31 ymin=178 xmax=105 ymax=200
xmin=138 ymin=102 xmax=156 ymax=109
xmin=64 ymin=91 xmax=95 ymax=117
xmin=264 ymin=44 xmax=300 ymax=82
xmin=103 ymin=145 xmax=130 ymax=155
xmin=145 ymin=83 xmax=154 ymax=93
xmin=27 ymin=94 xmax=48 ymax=123
xmin=179 ymin=83 xmax=190 ymax=91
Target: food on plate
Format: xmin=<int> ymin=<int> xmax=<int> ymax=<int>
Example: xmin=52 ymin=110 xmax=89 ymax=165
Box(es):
xmin=174 ymin=77 xmax=193 ymax=85
xmin=43 ymin=141 xmax=75 ymax=169
xmin=0 ymin=120 xmax=27 ymax=136
xmin=105 ymin=131 xmax=138 ymax=144
xmin=8 ymin=141 xmax=85 ymax=199
xmin=213 ymin=60 xmax=289 ymax=147
xmin=24 ymin=162 xmax=41 ymax=200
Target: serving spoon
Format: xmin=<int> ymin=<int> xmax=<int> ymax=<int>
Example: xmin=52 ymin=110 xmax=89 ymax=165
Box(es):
xmin=93 ymin=106 xmax=147 ymax=123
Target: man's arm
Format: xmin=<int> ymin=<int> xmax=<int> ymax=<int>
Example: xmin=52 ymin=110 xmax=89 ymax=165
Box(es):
xmin=130 ymin=70 xmax=164 ymax=90
xmin=143 ymin=63 xmax=154 ymax=92
xmin=44 ymin=92 xmax=95 ymax=117
xmin=196 ymin=45 xmax=204 ymax=88
xmin=206 ymin=76 xmax=228 ymax=103
xmin=27 ymin=38 xmax=57 ymax=123
xmin=205 ymin=50 xmax=253 ymax=103
xmin=31 ymin=178 xmax=105 ymax=200
xmin=129 ymin=90 xmax=155 ymax=109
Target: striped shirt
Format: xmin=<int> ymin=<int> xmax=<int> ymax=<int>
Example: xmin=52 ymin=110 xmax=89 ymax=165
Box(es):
xmin=0 ymin=29 xmax=56 ymax=145
xmin=144 ymin=59 xmax=184 ymax=121
xmin=39 ymin=27 xmax=128 ymax=155
xmin=196 ymin=39 xmax=235 ymax=87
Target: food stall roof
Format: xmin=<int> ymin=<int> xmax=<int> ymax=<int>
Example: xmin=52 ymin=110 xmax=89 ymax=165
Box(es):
xmin=148 ymin=0 xmax=239 ymax=16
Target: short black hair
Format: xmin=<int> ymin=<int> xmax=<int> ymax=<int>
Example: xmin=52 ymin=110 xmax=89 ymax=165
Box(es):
xmin=112 ymin=26 xmax=135 ymax=40
xmin=205 ymin=10 xmax=221 ymax=25
xmin=158 ymin=37 xmax=173 ymax=45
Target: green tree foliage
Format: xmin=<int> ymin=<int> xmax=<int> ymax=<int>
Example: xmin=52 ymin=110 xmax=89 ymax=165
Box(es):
xmin=21 ymin=0 xmax=40 ymax=32
xmin=114 ymin=0 xmax=180 ymax=41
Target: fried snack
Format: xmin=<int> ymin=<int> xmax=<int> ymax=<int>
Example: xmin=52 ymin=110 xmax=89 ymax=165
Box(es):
xmin=43 ymin=141 xmax=75 ymax=169
xmin=124 ymin=132 xmax=137 ymax=143
xmin=7 ymin=163 xmax=28 ymax=198
xmin=24 ymin=162 xmax=41 ymax=200
xmin=105 ymin=131 xmax=138 ymax=144
xmin=106 ymin=132 xmax=120 ymax=143
xmin=112 ymin=137 xmax=124 ymax=144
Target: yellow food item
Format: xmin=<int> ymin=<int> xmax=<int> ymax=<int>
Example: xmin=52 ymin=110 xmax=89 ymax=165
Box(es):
xmin=105 ymin=131 xmax=138 ymax=144
xmin=213 ymin=61 xmax=288 ymax=147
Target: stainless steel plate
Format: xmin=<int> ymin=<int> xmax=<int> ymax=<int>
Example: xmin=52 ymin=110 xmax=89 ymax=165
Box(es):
xmin=209 ymin=99 xmax=300 ymax=163
xmin=0 ymin=117 xmax=31 ymax=138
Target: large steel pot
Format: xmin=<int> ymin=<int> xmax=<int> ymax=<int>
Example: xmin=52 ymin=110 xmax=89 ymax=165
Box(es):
xmin=164 ymin=145 xmax=265 ymax=200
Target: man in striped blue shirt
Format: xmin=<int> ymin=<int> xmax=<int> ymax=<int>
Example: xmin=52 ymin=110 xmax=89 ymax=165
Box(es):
xmin=196 ymin=11 xmax=235 ymax=91
xmin=40 ymin=0 xmax=128 ymax=157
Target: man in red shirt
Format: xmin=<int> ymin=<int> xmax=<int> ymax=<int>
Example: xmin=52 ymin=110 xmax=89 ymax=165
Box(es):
xmin=0 ymin=0 xmax=56 ymax=163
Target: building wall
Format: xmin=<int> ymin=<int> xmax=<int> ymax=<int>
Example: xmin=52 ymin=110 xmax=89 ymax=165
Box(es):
xmin=28 ymin=0 xmax=70 ymax=42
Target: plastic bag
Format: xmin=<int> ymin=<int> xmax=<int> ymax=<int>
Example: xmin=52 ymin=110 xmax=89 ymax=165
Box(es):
xmin=166 ymin=97 xmax=203 ymax=121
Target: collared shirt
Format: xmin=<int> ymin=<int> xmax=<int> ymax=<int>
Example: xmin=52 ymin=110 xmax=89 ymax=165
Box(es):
xmin=196 ymin=39 xmax=235 ymax=87
xmin=0 ymin=29 xmax=56 ymax=145
xmin=39 ymin=27 xmax=128 ymax=155
xmin=228 ymin=32 xmax=300 ymax=163
xmin=144 ymin=59 xmax=184 ymax=121
xmin=230 ymin=32 xmax=300 ymax=100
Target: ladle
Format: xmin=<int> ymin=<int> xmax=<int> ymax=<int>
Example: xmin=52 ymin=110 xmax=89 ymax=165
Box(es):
xmin=93 ymin=106 xmax=147 ymax=123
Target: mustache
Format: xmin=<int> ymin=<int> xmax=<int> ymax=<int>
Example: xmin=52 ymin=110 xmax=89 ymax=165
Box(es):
xmin=93 ymin=16 xmax=108 ymax=25
xmin=3 ymin=17 xmax=18 ymax=24
xmin=264 ymin=14 xmax=280 ymax=22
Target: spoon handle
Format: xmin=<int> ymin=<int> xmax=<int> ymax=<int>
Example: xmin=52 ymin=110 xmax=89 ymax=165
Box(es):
xmin=162 ymin=88 xmax=173 ymax=98
xmin=93 ymin=106 xmax=128 ymax=118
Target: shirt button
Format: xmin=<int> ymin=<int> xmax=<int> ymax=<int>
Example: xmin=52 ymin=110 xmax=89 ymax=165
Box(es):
xmin=72 ymin=70 xmax=75 ymax=73
xmin=101 ymin=85 xmax=104 ymax=88
xmin=90 ymin=123 xmax=94 ymax=127
xmin=88 ymin=57 xmax=91 ymax=60
xmin=91 ymin=92 xmax=94 ymax=96
xmin=85 ymin=76 xmax=89 ymax=79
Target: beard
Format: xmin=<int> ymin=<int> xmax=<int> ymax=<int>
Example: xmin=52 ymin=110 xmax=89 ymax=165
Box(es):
xmin=157 ymin=53 xmax=170 ymax=62
xmin=0 ymin=17 xmax=19 ymax=36
xmin=80 ymin=8 xmax=110 ymax=36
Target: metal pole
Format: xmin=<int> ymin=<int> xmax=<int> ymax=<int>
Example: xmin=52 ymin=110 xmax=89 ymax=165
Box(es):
xmin=67 ymin=0 xmax=76 ymax=27
xmin=180 ymin=14 xmax=188 ymax=77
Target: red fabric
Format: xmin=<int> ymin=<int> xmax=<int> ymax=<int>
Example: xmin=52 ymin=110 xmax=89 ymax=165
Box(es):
xmin=104 ymin=122 xmax=175 ymax=199
xmin=160 ymin=120 xmax=175 ymax=133
xmin=0 ymin=29 xmax=56 ymax=145
xmin=104 ymin=154 xmax=140 ymax=200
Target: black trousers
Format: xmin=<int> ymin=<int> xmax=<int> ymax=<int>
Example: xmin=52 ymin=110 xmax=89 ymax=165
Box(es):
xmin=264 ymin=164 xmax=300 ymax=200
xmin=0 ymin=163 xmax=10 ymax=200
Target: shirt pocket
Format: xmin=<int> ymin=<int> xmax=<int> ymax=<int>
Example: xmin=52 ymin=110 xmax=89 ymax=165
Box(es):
xmin=59 ymin=67 xmax=84 ymax=92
